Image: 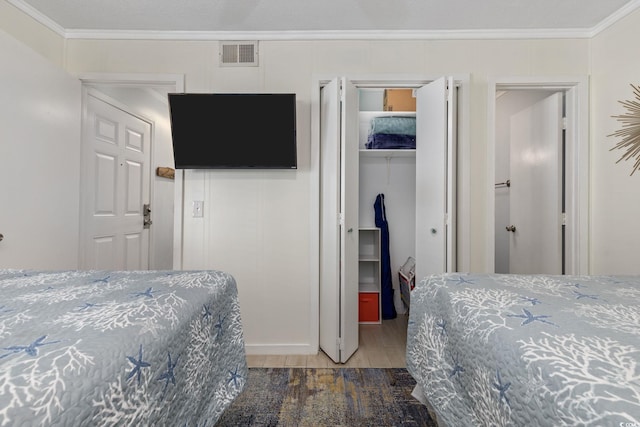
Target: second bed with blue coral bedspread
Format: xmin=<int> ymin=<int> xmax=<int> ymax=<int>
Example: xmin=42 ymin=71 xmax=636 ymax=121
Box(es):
xmin=406 ymin=273 xmax=640 ymax=426
xmin=0 ymin=269 xmax=247 ymax=426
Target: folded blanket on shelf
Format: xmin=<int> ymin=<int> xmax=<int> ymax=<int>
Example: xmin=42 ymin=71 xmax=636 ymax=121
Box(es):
xmin=366 ymin=133 xmax=416 ymax=149
xmin=369 ymin=116 xmax=416 ymax=136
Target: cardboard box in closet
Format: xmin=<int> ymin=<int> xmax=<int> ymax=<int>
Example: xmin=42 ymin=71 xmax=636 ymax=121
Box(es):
xmin=383 ymin=89 xmax=416 ymax=111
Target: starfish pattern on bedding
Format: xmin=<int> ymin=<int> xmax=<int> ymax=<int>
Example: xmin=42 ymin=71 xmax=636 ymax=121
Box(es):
xmin=436 ymin=319 xmax=447 ymax=336
xmin=565 ymin=282 xmax=584 ymax=289
xmin=214 ymin=314 xmax=227 ymax=339
xmin=157 ymin=352 xmax=180 ymax=395
xmin=446 ymin=276 xmax=475 ymax=286
xmin=0 ymin=335 xmax=61 ymax=359
xmin=92 ymin=276 xmax=110 ymax=284
xmin=520 ymin=296 xmax=541 ymax=305
xmin=573 ymin=290 xmax=599 ymax=300
xmin=202 ymin=304 xmax=212 ymax=322
xmin=493 ymin=369 xmax=511 ymax=407
xmin=227 ymin=365 xmax=242 ymax=388
xmin=507 ymin=308 xmax=558 ymax=327
xmin=131 ymin=287 xmax=157 ymax=299
xmin=127 ymin=344 xmax=151 ymax=385
xmin=78 ymin=302 xmax=101 ymax=311
xmin=449 ymin=354 xmax=464 ymax=379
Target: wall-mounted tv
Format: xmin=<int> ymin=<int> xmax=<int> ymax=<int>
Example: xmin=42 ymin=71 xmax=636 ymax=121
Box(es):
xmin=168 ymin=93 xmax=297 ymax=169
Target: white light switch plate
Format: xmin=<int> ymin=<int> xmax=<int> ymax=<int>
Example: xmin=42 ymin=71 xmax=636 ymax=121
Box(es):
xmin=192 ymin=200 xmax=204 ymax=217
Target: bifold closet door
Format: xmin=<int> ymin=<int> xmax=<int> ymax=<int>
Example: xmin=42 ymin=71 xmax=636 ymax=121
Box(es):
xmin=319 ymin=77 xmax=359 ymax=364
xmin=415 ymin=77 xmax=456 ymax=280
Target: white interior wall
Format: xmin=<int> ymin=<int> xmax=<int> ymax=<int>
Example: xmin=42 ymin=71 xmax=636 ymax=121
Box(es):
xmin=0 ymin=29 xmax=80 ymax=269
xmin=6 ymin=5 xmax=640 ymax=352
xmin=590 ymin=10 xmax=640 ymax=275
xmin=60 ymin=37 xmax=591 ymax=354
xmin=0 ymin=31 xmax=176 ymax=271
xmin=0 ymin=2 xmax=65 ymax=67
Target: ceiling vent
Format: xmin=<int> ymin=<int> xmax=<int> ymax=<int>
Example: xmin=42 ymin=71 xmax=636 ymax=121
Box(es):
xmin=220 ymin=41 xmax=258 ymax=67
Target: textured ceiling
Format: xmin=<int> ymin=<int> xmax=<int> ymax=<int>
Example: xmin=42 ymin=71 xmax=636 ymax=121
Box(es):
xmin=10 ymin=0 xmax=638 ymax=36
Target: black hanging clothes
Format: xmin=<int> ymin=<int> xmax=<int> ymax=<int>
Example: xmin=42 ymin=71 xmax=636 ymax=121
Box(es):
xmin=374 ymin=193 xmax=397 ymax=319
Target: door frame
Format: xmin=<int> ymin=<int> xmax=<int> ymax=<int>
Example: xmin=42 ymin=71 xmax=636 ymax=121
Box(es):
xmin=310 ymin=73 xmax=470 ymax=352
xmin=486 ymin=76 xmax=589 ymax=275
xmin=78 ymin=73 xmax=184 ymax=269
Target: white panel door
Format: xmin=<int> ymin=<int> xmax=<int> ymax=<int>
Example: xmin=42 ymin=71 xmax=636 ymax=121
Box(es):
xmin=319 ymin=78 xmax=342 ymax=363
xmin=415 ymin=77 xmax=456 ymax=280
xmin=80 ymin=90 xmax=151 ymax=270
xmin=509 ymin=92 xmax=563 ymax=274
xmin=319 ymin=78 xmax=359 ymax=364
xmin=339 ymin=78 xmax=359 ymax=363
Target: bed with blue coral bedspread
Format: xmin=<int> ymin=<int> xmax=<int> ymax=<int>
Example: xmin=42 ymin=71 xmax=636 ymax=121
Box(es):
xmin=406 ymin=273 xmax=640 ymax=426
xmin=0 ymin=269 xmax=247 ymax=426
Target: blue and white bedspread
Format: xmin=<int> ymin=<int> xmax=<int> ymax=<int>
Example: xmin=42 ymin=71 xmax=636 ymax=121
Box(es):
xmin=0 ymin=269 xmax=247 ymax=426
xmin=406 ymin=273 xmax=640 ymax=427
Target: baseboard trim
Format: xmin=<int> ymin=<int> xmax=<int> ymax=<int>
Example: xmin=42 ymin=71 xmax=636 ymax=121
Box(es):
xmin=244 ymin=343 xmax=317 ymax=355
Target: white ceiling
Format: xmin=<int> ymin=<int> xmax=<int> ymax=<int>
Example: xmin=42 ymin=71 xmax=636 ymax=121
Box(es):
xmin=8 ymin=0 xmax=640 ymax=39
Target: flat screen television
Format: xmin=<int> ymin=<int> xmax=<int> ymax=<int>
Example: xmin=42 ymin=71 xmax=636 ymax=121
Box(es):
xmin=168 ymin=93 xmax=297 ymax=169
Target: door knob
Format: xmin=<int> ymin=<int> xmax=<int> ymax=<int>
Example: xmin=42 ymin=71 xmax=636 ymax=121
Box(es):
xmin=0 ymin=233 xmax=3 ymax=242
xmin=506 ymin=225 xmax=516 ymax=232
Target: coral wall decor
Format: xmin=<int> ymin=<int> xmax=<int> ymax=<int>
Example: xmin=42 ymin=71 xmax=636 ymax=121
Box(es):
xmin=609 ymin=84 xmax=640 ymax=175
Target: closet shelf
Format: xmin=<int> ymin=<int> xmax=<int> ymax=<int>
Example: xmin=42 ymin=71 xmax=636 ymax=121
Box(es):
xmin=358 ymin=282 xmax=380 ymax=293
xmin=359 ymin=149 xmax=416 ymax=158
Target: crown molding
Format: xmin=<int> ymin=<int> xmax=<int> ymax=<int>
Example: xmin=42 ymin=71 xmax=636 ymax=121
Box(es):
xmin=63 ymin=28 xmax=594 ymax=41
xmin=6 ymin=0 xmax=65 ymax=37
xmin=588 ymin=0 xmax=640 ymax=37
xmin=7 ymin=0 xmax=640 ymax=42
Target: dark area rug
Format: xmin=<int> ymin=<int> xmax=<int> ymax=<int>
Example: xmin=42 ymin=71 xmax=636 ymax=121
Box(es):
xmin=216 ymin=367 xmax=436 ymax=426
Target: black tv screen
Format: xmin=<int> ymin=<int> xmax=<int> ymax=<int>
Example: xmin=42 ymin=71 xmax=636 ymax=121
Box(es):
xmin=168 ymin=93 xmax=297 ymax=169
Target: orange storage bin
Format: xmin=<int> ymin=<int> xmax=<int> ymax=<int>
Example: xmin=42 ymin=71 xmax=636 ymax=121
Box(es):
xmin=359 ymin=292 xmax=380 ymax=322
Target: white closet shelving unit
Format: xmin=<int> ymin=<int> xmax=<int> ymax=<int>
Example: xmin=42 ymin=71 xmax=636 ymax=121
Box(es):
xmin=358 ymin=227 xmax=382 ymax=323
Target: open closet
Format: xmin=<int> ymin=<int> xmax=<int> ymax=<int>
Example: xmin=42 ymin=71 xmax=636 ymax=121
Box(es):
xmin=319 ymin=76 xmax=458 ymax=363
xmin=358 ymin=88 xmax=418 ymax=322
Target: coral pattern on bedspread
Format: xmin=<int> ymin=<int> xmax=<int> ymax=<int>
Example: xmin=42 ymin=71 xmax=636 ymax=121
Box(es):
xmin=0 ymin=269 xmax=247 ymax=426
xmin=406 ymin=273 xmax=640 ymax=427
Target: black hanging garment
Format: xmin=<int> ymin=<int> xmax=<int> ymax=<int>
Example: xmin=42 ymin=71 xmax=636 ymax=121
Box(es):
xmin=374 ymin=194 xmax=397 ymax=319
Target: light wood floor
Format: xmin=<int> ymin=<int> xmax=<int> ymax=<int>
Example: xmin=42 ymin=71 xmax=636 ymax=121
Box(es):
xmin=246 ymin=314 xmax=409 ymax=369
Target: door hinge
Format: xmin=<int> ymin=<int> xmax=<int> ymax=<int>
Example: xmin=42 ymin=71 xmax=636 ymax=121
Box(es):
xmin=337 ymin=337 xmax=344 ymax=351
xmin=562 ymin=212 xmax=567 ymax=226
xmin=562 ymin=117 xmax=567 ymax=130
xmin=338 ymin=212 xmax=345 ymax=226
